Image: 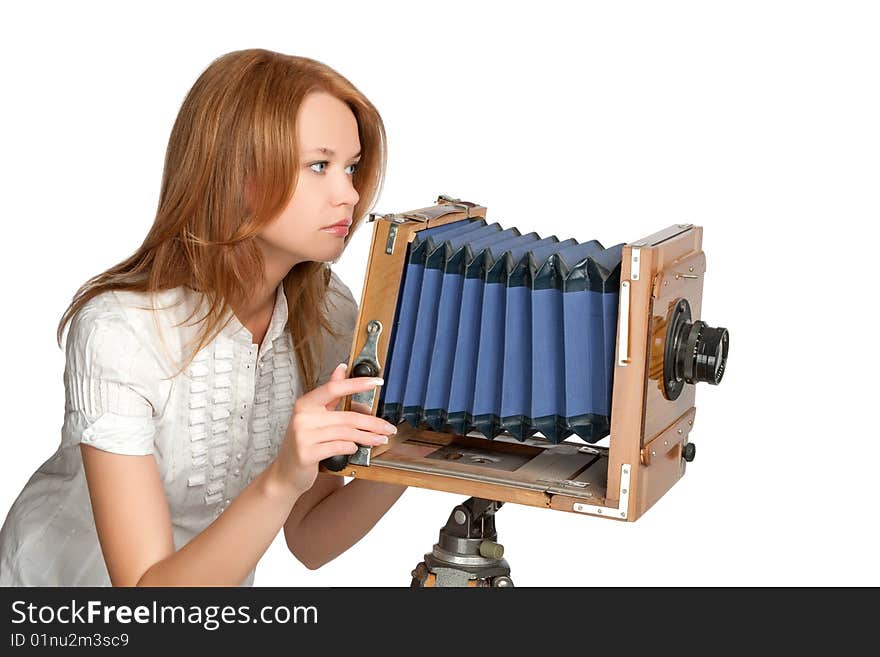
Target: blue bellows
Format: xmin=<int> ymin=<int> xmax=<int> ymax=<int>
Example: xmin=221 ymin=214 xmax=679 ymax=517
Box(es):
xmin=377 ymin=218 xmax=623 ymax=443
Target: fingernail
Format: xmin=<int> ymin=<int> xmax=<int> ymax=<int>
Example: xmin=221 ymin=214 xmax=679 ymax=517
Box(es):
xmin=376 ymin=436 xmax=388 ymax=445
xmin=384 ymin=424 xmax=397 ymax=434
xmin=336 ymin=362 xmax=348 ymax=371
xmin=371 ymin=378 xmax=384 ymax=386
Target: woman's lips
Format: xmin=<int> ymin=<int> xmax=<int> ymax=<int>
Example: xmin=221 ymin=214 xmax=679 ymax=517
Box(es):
xmin=321 ymin=224 xmax=350 ymax=237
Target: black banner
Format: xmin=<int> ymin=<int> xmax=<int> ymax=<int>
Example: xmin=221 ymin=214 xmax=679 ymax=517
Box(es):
xmin=0 ymin=587 xmax=871 ymax=650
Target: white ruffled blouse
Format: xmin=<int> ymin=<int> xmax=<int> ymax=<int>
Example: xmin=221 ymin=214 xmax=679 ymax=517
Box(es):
xmin=0 ymin=270 xmax=357 ymax=586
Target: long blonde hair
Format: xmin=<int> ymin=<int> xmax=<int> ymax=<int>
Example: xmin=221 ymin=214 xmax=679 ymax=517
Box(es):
xmin=57 ymin=49 xmax=386 ymax=389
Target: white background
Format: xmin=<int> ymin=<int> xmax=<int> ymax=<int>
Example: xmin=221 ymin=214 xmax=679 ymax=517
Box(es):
xmin=1 ymin=1 xmax=877 ymax=587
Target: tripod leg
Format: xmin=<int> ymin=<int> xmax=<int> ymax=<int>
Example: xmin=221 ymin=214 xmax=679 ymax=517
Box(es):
xmin=410 ymin=562 xmax=429 ymax=587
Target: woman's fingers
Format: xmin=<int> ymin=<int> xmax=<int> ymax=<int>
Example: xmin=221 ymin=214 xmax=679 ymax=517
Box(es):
xmin=311 ymin=440 xmax=359 ymax=464
xmin=314 ymin=411 xmax=397 ymax=436
xmin=324 ymin=363 xmax=349 ymax=412
xmin=297 ymin=374 xmax=384 ymax=411
xmin=311 ymin=426 xmax=390 ymax=446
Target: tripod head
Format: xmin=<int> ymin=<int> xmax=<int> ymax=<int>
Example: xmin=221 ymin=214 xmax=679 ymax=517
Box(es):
xmin=411 ymin=497 xmax=514 ymax=587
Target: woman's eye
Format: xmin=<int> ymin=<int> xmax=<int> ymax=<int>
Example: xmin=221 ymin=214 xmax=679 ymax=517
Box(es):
xmin=309 ymin=161 xmax=358 ymax=175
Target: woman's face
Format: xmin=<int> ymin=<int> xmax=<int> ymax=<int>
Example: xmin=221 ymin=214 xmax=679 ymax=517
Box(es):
xmin=256 ymin=91 xmax=361 ymax=269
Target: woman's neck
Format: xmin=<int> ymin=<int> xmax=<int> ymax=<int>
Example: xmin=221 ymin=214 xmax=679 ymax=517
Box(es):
xmin=232 ymin=280 xmax=278 ymax=349
xmin=242 ymin=300 xmax=275 ymax=348
xmin=232 ymin=245 xmax=300 ymax=348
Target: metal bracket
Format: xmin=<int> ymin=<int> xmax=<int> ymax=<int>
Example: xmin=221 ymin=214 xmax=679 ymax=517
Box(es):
xmin=617 ymin=281 xmax=630 ymax=366
xmin=572 ymin=464 xmax=631 ymax=520
xmin=349 ymin=445 xmax=372 ymax=467
xmin=374 ymin=196 xmax=476 ymax=235
xmin=631 ymin=247 xmax=641 ymax=281
xmin=351 ymin=320 xmax=383 ymax=409
xmin=385 ymin=223 xmax=398 ymax=254
xmin=436 ymin=194 xmax=472 ymax=217
xmin=538 ymin=478 xmax=593 ymax=498
xmin=348 ymin=320 xmax=383 ymax=467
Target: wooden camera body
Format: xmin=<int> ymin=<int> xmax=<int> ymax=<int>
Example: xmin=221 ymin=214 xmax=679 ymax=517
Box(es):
xmin=323 ymin=196 xmax=727 ymax=523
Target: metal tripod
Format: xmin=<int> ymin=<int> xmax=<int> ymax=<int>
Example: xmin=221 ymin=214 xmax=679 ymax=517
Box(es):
xmin=410 ymin=497 xmax=514 ymax=587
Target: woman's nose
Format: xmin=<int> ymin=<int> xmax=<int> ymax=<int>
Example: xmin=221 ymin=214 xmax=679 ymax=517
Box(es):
xmin=334 ymin=171 xmax=360 ymax=207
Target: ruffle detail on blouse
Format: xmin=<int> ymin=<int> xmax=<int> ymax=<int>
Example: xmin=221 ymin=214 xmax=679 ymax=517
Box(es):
xmin=79 ymin=412 xmax=156 ymax=456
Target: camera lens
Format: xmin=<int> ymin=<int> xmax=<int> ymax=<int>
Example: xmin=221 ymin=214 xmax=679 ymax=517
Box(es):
xmin=663 ymin=299 xmax=730 ymax=400
xmin=695 ymin=324 xmax=728 ymax=385
xmin=679 ymin=321 xmax=729 ymax=385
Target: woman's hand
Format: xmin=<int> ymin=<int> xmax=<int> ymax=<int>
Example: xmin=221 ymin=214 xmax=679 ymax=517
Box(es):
xmin=274 ymin=363 xmax=397 ymax=496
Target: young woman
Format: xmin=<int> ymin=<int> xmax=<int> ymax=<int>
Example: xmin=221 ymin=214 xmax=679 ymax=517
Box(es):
xmin=0 ymin=48 xmax=406 ymax=586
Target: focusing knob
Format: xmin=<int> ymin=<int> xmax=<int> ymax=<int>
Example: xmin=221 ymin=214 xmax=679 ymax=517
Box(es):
xmin=320 ymin=362 xmax=378 ymax=473
xmin=352 ymin=360 xmax=379 ymax=378
xmin=682 ymin=442 xmax=696 ymax=462
xmin=321 ymin=454 xmax=351 ymax=472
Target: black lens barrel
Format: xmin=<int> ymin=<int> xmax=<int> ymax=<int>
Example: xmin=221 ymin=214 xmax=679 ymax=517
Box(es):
xmin=678 ymin=320 xmax=729 ymax=386
xmin=663 ymin=298 xmax=729 ymax=400
xmin=693 ymin=324 xmax=728 ymax=385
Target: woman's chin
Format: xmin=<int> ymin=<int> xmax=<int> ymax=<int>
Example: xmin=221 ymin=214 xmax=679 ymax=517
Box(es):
xmin=304 ymin=242 xmax=345 ymax=264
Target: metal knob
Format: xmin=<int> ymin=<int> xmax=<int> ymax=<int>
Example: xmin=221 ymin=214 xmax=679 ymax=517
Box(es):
xmin=479 ymin=540 xmax=504 ymax=560
xmin=682 ymin=442 xmax=696 ymax=462
xmin=352 ymin=360 xmax=379 ymax=378
xmin=319 ymin=360 xmax=378 ymax=473
xmin=321 ymin=454 xmax=350 ymax=472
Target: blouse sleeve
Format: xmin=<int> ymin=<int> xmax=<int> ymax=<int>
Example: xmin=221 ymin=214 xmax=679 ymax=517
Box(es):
xmin=64 ymin=295 xmax=161 ymax=456
xmin=314 ymin=269 xmax=360 ymax=390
